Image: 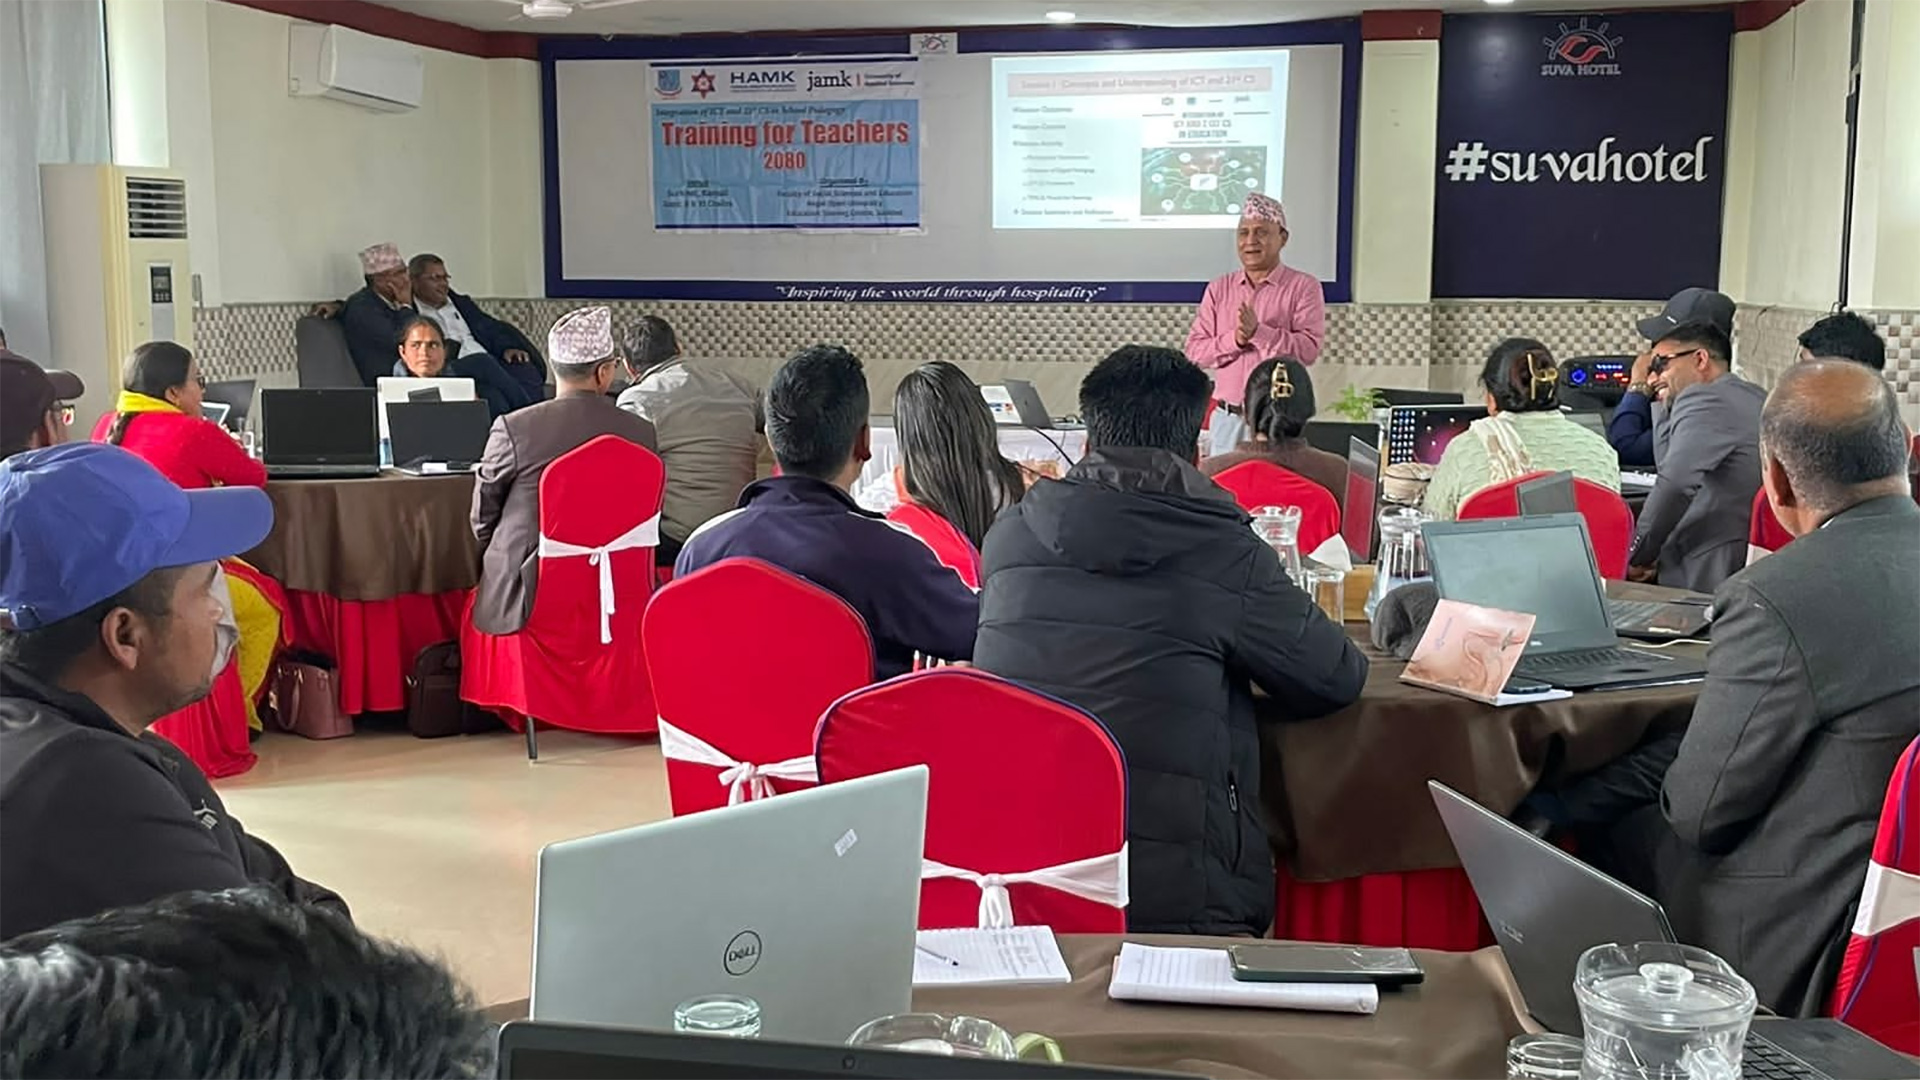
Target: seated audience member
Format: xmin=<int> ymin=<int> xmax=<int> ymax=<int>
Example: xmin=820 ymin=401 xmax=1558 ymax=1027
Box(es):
xmin=1422 ymin=339 xmax=1621 ymax=520
xmin=341 ymin=241 xmax=418 ymax=386
xmin=393 ymin=315 xmax=534 ymax=420
xmin=471 ymin=307 xmax=658 ymax=637
xmin=616 ymin=315 xmax=762 ymax=565
xmin=410 ymin=252 xmax=548 ymax=400
xmin=1548 ymin=361 xmax=1919 ymax=1016
xmin=90 ymin=341 xmax=265 ymax=490
xmin=0 ymin=350 xmax=81 ymax=461
xmin=1626 ymin=323 xmax=1765 ymax=591
xmin=888 ymin=361 xmax=1026 ymax=588
xmin=0 ymin=888 xmax=493 ymax=1079
xmin=0 ymin=444 xmax=346 ymax=940
xmin=677 ymin=345 xmax=978 ymax=677
xmin=1200 ymin=355 xmax=1347 ymax=509
xmin=1609 ymin=288 xmax=1735 ymax=468
xmin=1798 ymin=310 xmax=1886 ymax=369
xmin=972 ymin=345 xmax=1368 ymax=936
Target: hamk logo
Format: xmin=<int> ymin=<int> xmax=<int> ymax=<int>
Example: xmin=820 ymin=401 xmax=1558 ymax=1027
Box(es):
xmin=724 ymin=930 xmax=762 ymax=976
xmin=1542 ymin=17 xmax=1623 ymax=77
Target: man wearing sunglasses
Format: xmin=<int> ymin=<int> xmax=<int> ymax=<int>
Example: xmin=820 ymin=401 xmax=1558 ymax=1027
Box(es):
xmin=0 ymin=350 xmax=83 ymax=462
xmin=1626 ymin=321 xmax=1766 ymax=592
xmin=1607 ymin=288 xmax=1735 ymax=468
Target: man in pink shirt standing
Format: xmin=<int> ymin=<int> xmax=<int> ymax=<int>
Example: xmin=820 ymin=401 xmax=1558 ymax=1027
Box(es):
xmin=1183 ymin=192 xmax=1325 ymax=456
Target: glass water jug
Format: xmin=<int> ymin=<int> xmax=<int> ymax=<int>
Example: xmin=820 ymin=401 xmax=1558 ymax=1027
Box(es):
xmin=1251 ymin=505 xmax=1303 ymax=582
xmin=1573 ymin=942 xmax=1756 ymax=1080
xmin=1365 ymin=506 xmax=1432 ymax=619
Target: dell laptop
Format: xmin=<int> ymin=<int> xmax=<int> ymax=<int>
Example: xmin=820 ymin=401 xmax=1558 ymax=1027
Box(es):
xmin=532 ymin=767 xmax=927 ymax=1045
xmin=1423 ymin=514 xmax=1707 ymax=690
xmin=1511 ymin=477 xmax=1711 ymax=641
xmin=386 ymin=399 xmax=490 ymax=474
xmin=259 ymin=388 xmax=381 ymax=479
xmin=1430 ymin=781 xmax=1919 ymax=1080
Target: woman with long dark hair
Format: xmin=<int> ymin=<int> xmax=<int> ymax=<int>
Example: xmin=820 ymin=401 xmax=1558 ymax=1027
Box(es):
xmin=91 ymin=341 xmax=265 ymax=490
xmin=1422 ymin=337 xmax=1621 ymax=519
xmin=889 ymin=362 xmax=1026 ymax=587
xmin=391 ymin=315 xmax=532 ymax=419
xmin=1199 ymin=355 xmax=1348 ymax=509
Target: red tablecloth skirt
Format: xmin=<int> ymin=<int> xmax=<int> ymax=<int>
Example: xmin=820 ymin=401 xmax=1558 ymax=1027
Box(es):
xmin=283 ymin=589 xmax=471 ymax=714
xmin=1277 ymin=867 xmax=1493 ymax=951
xmin=151 ymin=663 xmax=255 ymax=780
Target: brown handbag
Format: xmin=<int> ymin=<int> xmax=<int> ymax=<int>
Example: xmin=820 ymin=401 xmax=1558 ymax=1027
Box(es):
xmin=269 ymin=653 xmax=354 ymax=740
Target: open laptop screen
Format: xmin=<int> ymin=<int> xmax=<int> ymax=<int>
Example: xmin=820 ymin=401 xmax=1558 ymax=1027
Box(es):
xmin=1342 ymin=436 xmax=1380 ymax=562
xmin=1384 ymin=405 xmax=1487 ymax=466
xmin=1423 ymin=515 xmax=1616 ymax=653
xmin=260 ymin=389 xmax=379 ymax=465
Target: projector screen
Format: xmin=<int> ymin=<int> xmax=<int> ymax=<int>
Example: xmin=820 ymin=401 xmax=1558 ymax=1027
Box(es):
xmin=992 ymin=50 xmax=1291 ymax=230
xmin=545 ymin=30 xmax=1353 ymax=302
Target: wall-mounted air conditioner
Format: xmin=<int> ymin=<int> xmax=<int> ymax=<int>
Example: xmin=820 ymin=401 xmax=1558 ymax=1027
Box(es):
xmin=288 ymin=23 xmax=424 ymax=113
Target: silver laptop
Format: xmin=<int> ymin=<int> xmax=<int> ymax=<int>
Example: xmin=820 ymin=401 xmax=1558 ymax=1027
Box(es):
xmin=981 ymin=379 xmax=1054 ymax=428
xmin=1423 ymin=514 xmax=1707 ymax=690
xmin=1429 ymin=781 xmax=1920 ymax=1079
xmin=532 ymin=767 xmax=927 ymax=1044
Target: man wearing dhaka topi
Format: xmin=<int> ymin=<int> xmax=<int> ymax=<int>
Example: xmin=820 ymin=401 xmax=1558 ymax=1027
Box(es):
xmin=1184 ymin=192 xmax=1326 ymax=456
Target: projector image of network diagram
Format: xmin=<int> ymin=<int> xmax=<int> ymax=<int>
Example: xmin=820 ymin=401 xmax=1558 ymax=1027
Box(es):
xmin=1139 ymin=146 xmax=1268 ymax=217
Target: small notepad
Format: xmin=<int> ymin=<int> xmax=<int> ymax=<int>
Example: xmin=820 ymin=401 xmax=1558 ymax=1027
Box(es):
xmin=911 ymin=927 xmax=1073 ymax=987
xmin=1107 ymin=944 xmax=1378 ymax=1014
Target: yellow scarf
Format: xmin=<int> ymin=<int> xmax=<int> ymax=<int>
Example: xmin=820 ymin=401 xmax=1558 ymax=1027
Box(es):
xmin=115 ymin=390 xmax=181 ymax=416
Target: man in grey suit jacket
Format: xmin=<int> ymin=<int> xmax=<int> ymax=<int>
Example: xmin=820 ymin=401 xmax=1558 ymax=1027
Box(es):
xmin=1555 ymin=361 xmax=1920 ymax=1016
xmin=470 ymin=307 xmax=657 ymax=636
xmin=1627 ymin=322 xmax=1767 ymax=592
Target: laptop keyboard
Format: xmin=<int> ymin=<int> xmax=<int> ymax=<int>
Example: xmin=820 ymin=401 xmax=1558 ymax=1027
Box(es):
xmin=1743 ymin=1034 xmax=1819 ymax=1079
xmin=1517 ymin=646 xmax=1674 ymax=674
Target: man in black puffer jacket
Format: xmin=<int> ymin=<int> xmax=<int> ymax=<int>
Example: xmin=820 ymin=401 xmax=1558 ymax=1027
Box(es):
xmin=975 ymin=345 xmax=1368 ymax=936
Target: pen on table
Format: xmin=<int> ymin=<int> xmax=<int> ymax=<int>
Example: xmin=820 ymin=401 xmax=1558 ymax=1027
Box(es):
xmin=916 ymin=944 xmax=961 ymax=967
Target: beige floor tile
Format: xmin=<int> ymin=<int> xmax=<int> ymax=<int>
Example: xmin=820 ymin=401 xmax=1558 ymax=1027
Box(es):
xmin=219 ymin=726 xmax=669 ymax=1007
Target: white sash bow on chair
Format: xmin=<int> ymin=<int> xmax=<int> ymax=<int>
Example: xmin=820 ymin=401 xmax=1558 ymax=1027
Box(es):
xmin=920 ymin=845 xmax=1129 ymax=929
xmin=537 ymin=514 xmax=659 ymax=645
xmin=1851 ymin=859 xmax=1920 ymax=937
xmin=656 ymin=719 xmax=819 ymax=805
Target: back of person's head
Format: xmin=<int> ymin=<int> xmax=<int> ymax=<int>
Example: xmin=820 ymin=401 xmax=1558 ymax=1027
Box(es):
xmin=766 ymin=345 xmax=869 ymax=480
xmin=1654 ymin=321 xmax=1731 ymax=369
xmin=0 ymin=888 xmax=495 ymax=1079
xmin=894 ymin=361 xmax=1024 ymax=548
xmin=106 ymin=341 xmax=195 ymax=446
xmin=1079 ymin=345 xmax=1211 ymax=457
xmin=1480 ymin=338 xmax=1560 ymax=413
xmin=622 ymin=315 xmax=681 ymax=377
xmin=1797 ymin=311 xmax=1886 ymax=371
xmin=1242 ymin=356 xmax=1317 ymax=441
xmin=1761 ymin=360 xmax=1910 ymax=516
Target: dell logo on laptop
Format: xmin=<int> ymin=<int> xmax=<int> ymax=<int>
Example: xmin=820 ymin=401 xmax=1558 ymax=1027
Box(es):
xmin=724 ymin=930 xmax=761 ymax=976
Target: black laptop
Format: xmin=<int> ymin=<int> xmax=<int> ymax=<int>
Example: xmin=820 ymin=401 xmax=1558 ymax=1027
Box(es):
xmin=1304 ymin=420 xmax=1378 ymax=458
xmin=1429 ymin=781 xmax=1920 ymax=1080
xmin=495 ymin=1021 xmax=1187 ymax=1079
xmin=202 ymin=378 xmax=256 ymax=430
xmin=260 ymin=388 xmax=381 ymax=479
xmin=1423 ymin=514 xmax=1707 ymax=691
xmin=386 ymin=399 xmax=490 ymax=474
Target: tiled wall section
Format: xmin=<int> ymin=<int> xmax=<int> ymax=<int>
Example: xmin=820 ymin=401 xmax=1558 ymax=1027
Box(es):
xmin=191 ymin=298 xmax=1920 ymax=420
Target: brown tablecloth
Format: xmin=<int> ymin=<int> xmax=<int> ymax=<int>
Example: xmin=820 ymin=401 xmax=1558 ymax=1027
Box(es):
xmin=488 ymin=935 xmax=1534 ymax=1079
xmin=242 ymin=475 xmax=479 ymax=600
xmin=1261 ymin=614 xmax=1703 ymax=882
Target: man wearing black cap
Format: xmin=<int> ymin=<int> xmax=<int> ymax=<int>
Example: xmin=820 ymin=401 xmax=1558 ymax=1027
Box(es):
xmin=0 ymin=444 xmax=347 ymax=939
xmin=1607 ymin=288 xmax=1736 ymax=468
xmin=0 ymin=350 xmax=84 ymax=461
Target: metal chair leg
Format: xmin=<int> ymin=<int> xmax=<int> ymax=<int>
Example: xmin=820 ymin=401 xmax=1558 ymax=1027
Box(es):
xmin=525 ymin=718 xmax=538 ymax=761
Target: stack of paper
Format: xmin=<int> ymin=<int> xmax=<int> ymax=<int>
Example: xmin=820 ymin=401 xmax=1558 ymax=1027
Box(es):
xmin=911 ymin=926 xmax=1073 ymax=987
xmin=1107 ymin=944 xmax=1379 ymax=1014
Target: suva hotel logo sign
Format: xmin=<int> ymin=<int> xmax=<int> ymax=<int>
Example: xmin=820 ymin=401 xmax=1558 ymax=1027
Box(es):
xmin=1542 ymin=17 xmax=1624 ymax=77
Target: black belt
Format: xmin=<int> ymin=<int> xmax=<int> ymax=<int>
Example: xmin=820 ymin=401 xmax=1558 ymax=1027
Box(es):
xmin=1214 ymin=402 xmax=1244 ymax=416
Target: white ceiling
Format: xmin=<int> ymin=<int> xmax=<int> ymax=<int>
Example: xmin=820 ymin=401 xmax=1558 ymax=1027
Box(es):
xmin=366 ymin=0 xmax=1714 ymax=38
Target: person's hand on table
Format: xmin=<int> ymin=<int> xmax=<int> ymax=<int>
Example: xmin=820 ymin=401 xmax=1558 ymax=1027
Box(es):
xmin=503 ymin=348 xmax=532 ymax=365
xmin=1625 ymin=564 xmax=1659 ymax=584
xmin=1235 ymin=303 xmax=1258 ymax=348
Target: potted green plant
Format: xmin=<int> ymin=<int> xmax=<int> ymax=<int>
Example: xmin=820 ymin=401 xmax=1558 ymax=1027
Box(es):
xmin=1328 ymin=386 xmax=1386 ymax=422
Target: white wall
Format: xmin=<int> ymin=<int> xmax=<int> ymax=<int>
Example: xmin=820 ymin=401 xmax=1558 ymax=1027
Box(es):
xmin=1352 ymin=38 xmax=1438 ymax=304
xmin=1848 ymin=0 xmax=1920 ymax=309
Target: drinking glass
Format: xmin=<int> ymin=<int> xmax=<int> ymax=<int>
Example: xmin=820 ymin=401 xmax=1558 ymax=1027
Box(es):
xmin=1303 ymin=565 xmax=1346 ymax=622
xmin=1505 ymin=1033 xmax=1584 ymax=1080
xmin=847 ymin=1014 xmax=1017 ymax=1059
xmin=673 ymin=994 xmax=761 ymax=1038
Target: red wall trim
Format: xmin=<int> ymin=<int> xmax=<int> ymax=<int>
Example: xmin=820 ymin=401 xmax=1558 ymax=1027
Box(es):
xmin=1362 ymin=9 xmax=1442 ymax=41
xmin=217 ymin=0 xmax=538 ymax=60
xmin=1735 ymin=0 xmax=1806 ymax=33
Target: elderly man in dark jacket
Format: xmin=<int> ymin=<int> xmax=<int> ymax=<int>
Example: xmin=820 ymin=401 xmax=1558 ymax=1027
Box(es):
xmin=410 ymin=252 xmax=547 ymax=400
xmin=974 ymin=345 xmax=1368 ymax=936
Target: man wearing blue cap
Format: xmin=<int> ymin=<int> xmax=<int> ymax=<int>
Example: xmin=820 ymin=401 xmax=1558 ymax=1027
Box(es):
xmin=0 ymin=443 xmax=346 ymax=939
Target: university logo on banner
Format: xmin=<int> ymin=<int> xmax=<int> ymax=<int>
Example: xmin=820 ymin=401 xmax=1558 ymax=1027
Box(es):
xmin=655 ymin=68 xmax=681 ymax=98
xmin=1431 ymin=11 xmax=1731 ymax=300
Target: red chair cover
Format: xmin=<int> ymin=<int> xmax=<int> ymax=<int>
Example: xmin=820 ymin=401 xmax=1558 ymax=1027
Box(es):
xmin=886 ymin=501 xmax=983 ymax=589
xmin=1831 ymin=737 xmax=1919 ymax=1053
xmin=283 ymin=589 xmax=469 ymax=714
xmin=816 ymin=669 xmax=1129 ymax=932
xmin=1276 ymin=866 xmax=1492 ymax=951
xmin=1748 ymin=489 xmax=1795 ymax=558
xmin=150 ymin=663 xmax=255 ymax=780
xmin=461 ymin=436 xmax=665 ymax=737
xmin=1457 ymin=471 xmax=1635 ymax=579
xmin=644 ymin=558 xmax=873 ymax=815
xmin=1212 ymin=461 xmax=1342 ymax=555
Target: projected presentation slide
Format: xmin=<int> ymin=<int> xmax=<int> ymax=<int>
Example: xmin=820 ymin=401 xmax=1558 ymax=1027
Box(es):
xmin=992 ymin=50 xmax=1291 ymax=230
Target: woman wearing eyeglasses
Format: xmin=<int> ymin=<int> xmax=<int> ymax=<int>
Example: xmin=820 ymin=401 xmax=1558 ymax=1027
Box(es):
xmin=91 ymin=341 xmax=266 ymax=491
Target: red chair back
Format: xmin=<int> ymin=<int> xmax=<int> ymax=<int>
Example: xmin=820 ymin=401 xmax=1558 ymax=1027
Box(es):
xmin=1832 ymin=737 xmax=1920 ymax=1053
xmin=1213 ymin=460 xmax=1341 ymax=555
xmin=644 ymin=558 xmax=873 ymax=815
xmin=1748 ymin=489 xmax=1795 ymax=558
xmin=886 ymin=501 xmax=982 ymax=589
xmin=1457 ymin=472 xmax=1634 ymax=579
xmin=816 ymin=669 xmax=1129 ymax=932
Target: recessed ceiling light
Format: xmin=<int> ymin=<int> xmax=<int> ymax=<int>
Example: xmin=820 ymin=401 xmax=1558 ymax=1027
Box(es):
xmin=1045 ymin=10 xmax=1077 ymax=22
xmin=1483 ymin=0 xmax=1516 ymax=5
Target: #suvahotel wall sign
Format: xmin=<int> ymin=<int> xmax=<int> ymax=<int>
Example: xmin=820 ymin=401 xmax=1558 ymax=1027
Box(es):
xmin=1430 ymin=10 xmax=1733 ymax=300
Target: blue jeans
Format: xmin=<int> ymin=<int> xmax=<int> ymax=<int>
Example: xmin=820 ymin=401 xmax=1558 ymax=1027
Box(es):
xmin=452 ymin=352 xmax=536 ymax=418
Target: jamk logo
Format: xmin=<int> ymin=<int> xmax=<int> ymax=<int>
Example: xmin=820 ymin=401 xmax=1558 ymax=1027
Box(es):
xmin=723 ymin=930 xmax=762 ymax=977
xmin=1542 ymin=17 xmax=1624 ymax=77
xmin=1443 ymin=136 xmax=1714 ymax=185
